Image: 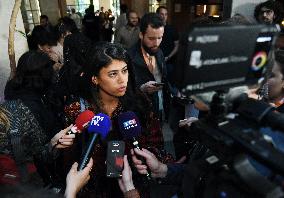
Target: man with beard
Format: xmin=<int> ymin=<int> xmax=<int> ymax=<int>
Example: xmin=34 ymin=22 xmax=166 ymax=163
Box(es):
xmin=254 ymin=0 xmax=284 ymax=25
xmin=157 ymin=6 xmax=179 ymax=83
xmin=114 ymin=10 xmax=140 ymax=49
xmin=128 ymin=13 xmax=171 ymax=120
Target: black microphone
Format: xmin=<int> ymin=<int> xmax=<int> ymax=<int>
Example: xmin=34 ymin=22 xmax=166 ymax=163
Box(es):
xmin=118 ymin=111 xmax=151 ymax=180
xmin=78 ymin=113 xmax=111 ymax=171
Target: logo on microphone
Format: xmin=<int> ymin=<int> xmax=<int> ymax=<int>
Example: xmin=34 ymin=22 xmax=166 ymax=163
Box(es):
xmin=91 ymin=116 xmax=105 ymax=126
xmin=123 ymin=119 xmax=137 ymax=130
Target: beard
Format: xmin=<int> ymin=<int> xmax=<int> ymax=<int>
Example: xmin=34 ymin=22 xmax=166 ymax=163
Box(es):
xmin=142 ymin=42 xmax=159 ymax=56
xmin=128 ymin=21 xmax=137 ymax=27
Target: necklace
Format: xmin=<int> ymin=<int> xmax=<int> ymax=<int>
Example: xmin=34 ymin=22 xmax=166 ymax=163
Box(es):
xmin=97 ymin=97 xmax=119 ymax=114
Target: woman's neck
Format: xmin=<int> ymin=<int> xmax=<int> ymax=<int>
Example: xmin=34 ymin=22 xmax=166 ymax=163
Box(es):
xmin=59 ymin=37 xmax=64 ymax=46
xmin=98 ymin=89 xmax=119 ymax=115
xmin=270 ymin=94 xmax=284 ymax=106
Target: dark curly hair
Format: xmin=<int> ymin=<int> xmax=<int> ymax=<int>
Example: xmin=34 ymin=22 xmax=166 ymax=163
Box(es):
xmin=55 ymin=17 xmax=78 ymax=41
xmin=5 ymin=51 xmax=54 ymax=98
xmin=29 ymin=25 xmax=55 ymax=50
xmin=254 ymin=0 xmax=284 ymax=24
xmin=140 ymin=13 xmax=164 ymax=34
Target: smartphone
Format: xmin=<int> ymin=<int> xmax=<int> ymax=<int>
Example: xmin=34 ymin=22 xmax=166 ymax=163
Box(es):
xmin=106 ymin=141 xmax=125 ymax=178
xmin=153 ymin=82 xmax=164 ymax=87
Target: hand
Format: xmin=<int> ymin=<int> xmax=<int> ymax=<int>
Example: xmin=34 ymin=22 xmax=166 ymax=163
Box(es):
xmin=53 ymin=62 xmax=63 ymax=71
xmin=118 ymin=155 xmax=135 ymax=193
xmin=175 ymin=155 xmax=187 ymax=163
xmin=131 ymin=148 xmax=167 ymax=178
xmin=165 ymin=56 xmax=170 ymax=62
xmin=140 ymin=81 xmax=162 ymax=94
xmin=50 ymin=125 xmax=76 ymax=148
xmin=178 ymin=117 xmax=199 ymax=128
xmin=48 ymin=51 xmax=60 ymax=63
xmin=65 ymin=158 xmax=93 ymax=198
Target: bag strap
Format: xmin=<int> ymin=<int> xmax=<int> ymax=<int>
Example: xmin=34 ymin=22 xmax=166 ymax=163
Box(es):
xmin=80 ymin=97 xmax=87 ymax=112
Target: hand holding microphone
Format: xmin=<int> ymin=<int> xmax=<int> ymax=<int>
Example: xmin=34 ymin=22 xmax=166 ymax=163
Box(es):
xmin=118 ymin=111 xmax=152 ymax=180
xmin=51 ymin=125 xmax=76 ymax=149
xmin=65 ymin=158 xmax=93 ymax=198
xmin=131 ymin=148 xmax=168 ymax=179
xmin=50 ymin=110 xmax=95 ymax=149
xmin=67 ymin=110 xmax=95 ymax=135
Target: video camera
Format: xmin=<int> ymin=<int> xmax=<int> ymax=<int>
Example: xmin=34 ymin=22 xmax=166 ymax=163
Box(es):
xmin=177 ymin=24 xmax=284 ymax=197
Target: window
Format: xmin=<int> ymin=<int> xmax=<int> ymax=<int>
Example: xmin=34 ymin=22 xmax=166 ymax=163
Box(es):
xmin=149 ymin=0 xmax=167 ymax=13
xmin=21 ymin=0 xmax=41 ymax=34
xmin=66 ymin=0 xmax=99 ymax=16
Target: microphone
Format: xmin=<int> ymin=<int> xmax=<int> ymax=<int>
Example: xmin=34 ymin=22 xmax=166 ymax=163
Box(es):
xmin=78 ymin=113 xmax=111 ymax=171
xmin=118 ymin=111 xmax=151 ymax=180
xmin=67 ymin=110 xmax=95 ymax=135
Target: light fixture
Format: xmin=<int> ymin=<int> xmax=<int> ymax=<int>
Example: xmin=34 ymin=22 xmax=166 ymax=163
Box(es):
xmin=203 ymin=5 xmax=207 ymax=14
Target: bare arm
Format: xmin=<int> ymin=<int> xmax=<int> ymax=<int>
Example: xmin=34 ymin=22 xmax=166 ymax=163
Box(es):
xmin=165 ymin=41 xmax=179 ymax=61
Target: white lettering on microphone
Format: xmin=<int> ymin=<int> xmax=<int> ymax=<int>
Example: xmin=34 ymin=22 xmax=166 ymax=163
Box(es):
xmin=91 ymin=116 xmax=104 ymax=126
xmin=123 ymin=119 xmax=138 ymax=130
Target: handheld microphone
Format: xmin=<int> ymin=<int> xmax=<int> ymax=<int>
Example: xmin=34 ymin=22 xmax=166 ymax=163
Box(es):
xmin=67 ymin=110 xmax=95 ymax=135
xmin=118 ymin=111 xmax=151 ymax=180
xmin=78 ymin=113 xmax=111 ymax=171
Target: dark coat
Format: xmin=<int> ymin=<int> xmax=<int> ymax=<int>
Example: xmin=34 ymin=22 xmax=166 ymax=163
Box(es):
xmin=128 ymin=42 xmax=171 ymax=116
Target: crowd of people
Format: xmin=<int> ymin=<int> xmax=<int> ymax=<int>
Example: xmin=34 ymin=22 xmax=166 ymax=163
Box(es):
xmin=1 ymin=0 xmax=284 ymax=197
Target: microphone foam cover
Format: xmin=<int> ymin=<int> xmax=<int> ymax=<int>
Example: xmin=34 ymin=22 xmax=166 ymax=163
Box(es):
xmin=88 ymin=113 xmax=111 ymax=139
xmin=118 ymin=111 xmax=142 ymax=139
xmin=75 ymin=110 xmax=95 ymax=131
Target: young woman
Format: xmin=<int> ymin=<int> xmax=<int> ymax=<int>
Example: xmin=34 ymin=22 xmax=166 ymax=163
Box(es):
xmin=63 ymin=42 xmax=173 ymax=197
xmin=1 ymin=51 xmax=75 ymax=186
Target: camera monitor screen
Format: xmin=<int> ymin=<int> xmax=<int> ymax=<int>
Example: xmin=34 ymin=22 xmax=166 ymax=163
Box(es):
xmin=180 ymin=25 xmax=278 ymax=95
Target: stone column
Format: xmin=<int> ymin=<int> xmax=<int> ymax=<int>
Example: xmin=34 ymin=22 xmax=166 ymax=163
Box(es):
xmin=131 ymin=0 xmax=148 ymax=18
xmin=99 ymin=0 xmax=111 ymax=10
xmin=0 ymin=0 xmax=28 ymax=102
xmin=38 ymin=0 xmax=62 ymax=25
xmin=231 ymin=0 xmax=265 ymax=21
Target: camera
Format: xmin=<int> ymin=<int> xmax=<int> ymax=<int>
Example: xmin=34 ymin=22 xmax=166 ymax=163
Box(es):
xmin=174 ymin=24 xmax=284 ymax=197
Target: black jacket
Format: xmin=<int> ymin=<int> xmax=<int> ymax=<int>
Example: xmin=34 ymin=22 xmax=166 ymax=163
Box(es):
xmin=128 ymin=42 xmax=171 ymax=116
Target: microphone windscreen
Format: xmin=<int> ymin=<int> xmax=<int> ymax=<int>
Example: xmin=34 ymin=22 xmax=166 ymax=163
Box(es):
xmin=75 ymin=110 xmax=95 ymax=131
xmin=118 ymin=111 xmax=142 ymax=140
xmin=88 ymin=113 xmax=111 ymax=139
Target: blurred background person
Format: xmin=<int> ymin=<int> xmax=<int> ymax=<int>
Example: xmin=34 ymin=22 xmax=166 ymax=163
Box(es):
xmin=82 ymin=4 xmax=101 ymax=42
xmin=115 ymin=4 xmax=128 ymax=32
xmin=114 ymin=10 xmax=139 ymax=49
xmin=254 ymin=0 xmax=284 ymax=25
xmin=1 ymin=51 xmax=75 ymax=187
xmin=156 ymin=6 xmax=179 ymax=83
xmin=40 ymin=15 xmax=54 ymax=34
xmin=265 ymin=50 xmax=284 ymax=112
xmin=70 ymin=8 xmax=82 ymax=30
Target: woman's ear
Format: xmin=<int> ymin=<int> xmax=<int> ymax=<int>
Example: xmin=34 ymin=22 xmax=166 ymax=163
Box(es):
xmin=91 ymin=76 xmax=98 ymax=85
xmin=38 ymin=44 xmax=43 ymax=51
xmin=139 ymin=32 xmax=143 ymax=40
